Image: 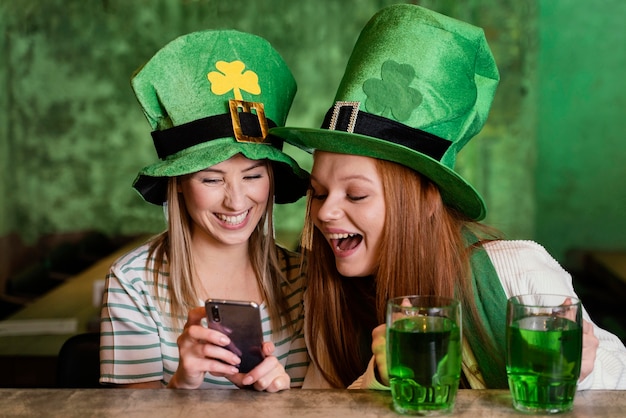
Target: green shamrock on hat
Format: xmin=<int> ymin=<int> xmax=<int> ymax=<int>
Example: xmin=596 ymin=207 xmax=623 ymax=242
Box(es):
xmin=363 ymin=60 xmax=422 ymax=122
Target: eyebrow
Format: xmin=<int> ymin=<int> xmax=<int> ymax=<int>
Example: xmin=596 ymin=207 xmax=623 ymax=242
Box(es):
xmin=310 ymin=173 xmax=375 ymax=184
xmin=200 ymin=161 xmax=266 ymax=174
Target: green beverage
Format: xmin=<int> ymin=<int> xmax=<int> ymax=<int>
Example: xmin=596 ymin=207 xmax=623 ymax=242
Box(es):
xmin=506 ymin=315 xmax=582 ymax=414
xmin=388 ymin=315 xmax=461 ymax=415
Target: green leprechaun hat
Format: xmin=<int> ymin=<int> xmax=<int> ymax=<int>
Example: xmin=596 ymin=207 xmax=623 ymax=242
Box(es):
xmin=271 ymin=4 xmax=499 ymax=220
xmin=131 ymin=30 xmax=309 ymax=205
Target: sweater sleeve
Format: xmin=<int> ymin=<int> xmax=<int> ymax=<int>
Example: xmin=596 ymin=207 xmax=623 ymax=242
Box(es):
xmin=100 ymin=246 xmax=167 ymax=385
xmin=484 ymin=240 xmax=626 ymax=390
xmin=348 ymin=356 xmax=390 ymax=390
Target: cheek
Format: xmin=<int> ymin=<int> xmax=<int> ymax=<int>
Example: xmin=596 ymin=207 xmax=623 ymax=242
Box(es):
xmin=249 ymin=179 xmax=271 ymax=204
xmin=181 ymin=182 xmax=214 ymax=210
xmin=184 ymin=193 xmax=209 ymax=213
xmin=365 ymin=204 xmax=386 ymax=242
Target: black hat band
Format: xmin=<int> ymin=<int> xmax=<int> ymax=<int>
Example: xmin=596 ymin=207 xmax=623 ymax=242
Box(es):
xmin=151 ymin=112 xmax=280 ymax=160
xmin=321 ymin=101 xmax=452 ymax=161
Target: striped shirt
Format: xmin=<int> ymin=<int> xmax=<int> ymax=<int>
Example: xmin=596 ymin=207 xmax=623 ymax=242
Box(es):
xmin=100 ymin=243 xmax=309 ymax=388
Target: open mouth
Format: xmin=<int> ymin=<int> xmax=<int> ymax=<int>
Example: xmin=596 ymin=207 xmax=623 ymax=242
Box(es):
xmin=329 ymin=232 xmax=363 ymax=252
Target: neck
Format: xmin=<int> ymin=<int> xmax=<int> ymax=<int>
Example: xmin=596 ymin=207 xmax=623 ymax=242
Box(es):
xmin=190 ymin=234 xmax=262 ymax=303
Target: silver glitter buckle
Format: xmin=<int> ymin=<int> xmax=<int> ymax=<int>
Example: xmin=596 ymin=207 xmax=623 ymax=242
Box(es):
xmin=328 ymin=101 xmax=360 ymax=133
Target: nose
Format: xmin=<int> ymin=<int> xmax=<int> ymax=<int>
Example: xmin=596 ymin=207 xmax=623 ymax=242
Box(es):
xmin=314 ymin=195 xmax=343 ymax=223
xmin=223 ymin=181 xmax=246 ymax=210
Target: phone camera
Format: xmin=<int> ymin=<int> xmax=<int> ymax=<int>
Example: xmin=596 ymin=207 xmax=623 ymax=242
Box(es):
xmin=211 ymin=305 xmax=221 ymax=322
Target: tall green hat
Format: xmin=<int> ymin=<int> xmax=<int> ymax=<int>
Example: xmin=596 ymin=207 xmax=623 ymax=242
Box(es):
xmin=131 ymin=30 xmax=308 ymax=205
xmin=271 ymin=4 xmax=499 ymax=220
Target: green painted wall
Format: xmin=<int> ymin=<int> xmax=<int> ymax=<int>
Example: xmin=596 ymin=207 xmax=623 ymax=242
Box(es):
xmin=1 ymin=0 xmax=409 ymax=247
xmin=8 ymin=0 xmax=618 ymax=264
xmin=537 ymin=0 xmax=626 ymax=260
xmin=0 ymin=10 xmax=9 ymax=237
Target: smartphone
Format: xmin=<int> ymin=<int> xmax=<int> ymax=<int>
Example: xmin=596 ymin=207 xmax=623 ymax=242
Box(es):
xmin=205 ymin=299 xmax=265 ymax=373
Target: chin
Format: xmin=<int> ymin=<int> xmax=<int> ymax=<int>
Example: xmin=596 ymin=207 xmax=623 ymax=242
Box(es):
xmin=336 ymin=264 xmax=373 ymax=278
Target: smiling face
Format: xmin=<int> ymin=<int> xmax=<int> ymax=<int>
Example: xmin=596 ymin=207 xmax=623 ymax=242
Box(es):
xmin=178 ymin=153 xmax=270 ymax=248
xmin=309 ymin=151 xmax=386 ymax=277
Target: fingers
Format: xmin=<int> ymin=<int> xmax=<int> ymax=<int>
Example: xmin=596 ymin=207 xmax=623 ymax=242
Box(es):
xmin=185 ymin=306 xmax=209 ymax=328
xmin=252 ymin=372 xmax=291 ymax=393
xmin=182 ymin=323 xmax=241 ymax=365
xmin=171 ymin=308 xmax=243 ymax=388
xmin=582 ymin=320 xmax=598 ymax=351
xmin=230 ymin=355 xmax=291 ymax=392
xmin=262 ymin=340 xmax=276 ymax=356
xmin=553 ymin=298 xmax=577 ymax=322
xmin=371 ymin=324 xmax=386 ymax=354
xmin=389 ymin=298 xmax=414 ymax=322
xmin=371 ymin=323 xmax=389 ymax=385
xmin=176 ymin=309 xmax=290 ymax=392
xmin=554 ymin=299 xmax=595 ymax=382
xmin=579 ymin=319 xmax=599 ymax=382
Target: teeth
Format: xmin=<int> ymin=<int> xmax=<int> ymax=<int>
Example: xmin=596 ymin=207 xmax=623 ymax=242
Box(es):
xmin=328 ymin=233 xmax=356 ymax=240
xmin=217 ymin=210 xmax=248 ymax=225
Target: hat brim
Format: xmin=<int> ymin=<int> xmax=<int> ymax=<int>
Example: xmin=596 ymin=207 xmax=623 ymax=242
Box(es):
xmin=270 ymin=127 xmax=486 ymax=220
xmin=133 ymin=137 xmax=309 ymax=205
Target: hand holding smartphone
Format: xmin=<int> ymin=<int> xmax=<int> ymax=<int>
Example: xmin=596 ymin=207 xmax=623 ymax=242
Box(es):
xmin=205 ymin=299 xmax=265 ymax=373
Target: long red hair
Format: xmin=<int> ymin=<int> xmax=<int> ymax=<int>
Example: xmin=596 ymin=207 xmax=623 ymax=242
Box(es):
xmin=303 ymin=158 xmax=502 ymax=387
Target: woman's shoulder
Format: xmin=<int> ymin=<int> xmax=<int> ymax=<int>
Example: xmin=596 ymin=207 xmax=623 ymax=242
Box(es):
xmin=482 ymin=239 xmax=562 ymax=268
xmin=110 ymin=241 xmax=154 ymax=272
xmin=481 ymin=239 xmax=572 ymax=295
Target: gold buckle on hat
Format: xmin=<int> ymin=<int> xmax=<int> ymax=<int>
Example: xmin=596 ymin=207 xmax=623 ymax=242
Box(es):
xmin=229 ymin=99 xmax=269 ymax=143
xmin=329 ymin=101 xmax=360 ymax=133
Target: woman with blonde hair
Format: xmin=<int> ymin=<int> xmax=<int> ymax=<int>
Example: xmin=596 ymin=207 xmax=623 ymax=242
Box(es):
xmin=100 ymin=29 xmax=309 ymax=391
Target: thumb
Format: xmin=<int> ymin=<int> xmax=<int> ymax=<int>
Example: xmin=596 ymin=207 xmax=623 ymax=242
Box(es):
xmin=186 ymin=306 xmax=208 ymax=327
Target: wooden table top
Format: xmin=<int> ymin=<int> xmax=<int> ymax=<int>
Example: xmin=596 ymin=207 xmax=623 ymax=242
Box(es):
xmin=1 ymin=388 xmax=624 ymax=417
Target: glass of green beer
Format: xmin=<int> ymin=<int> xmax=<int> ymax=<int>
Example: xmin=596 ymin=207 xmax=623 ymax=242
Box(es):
xmin=506 ymin=294 xmax=583 ymax=414
xmin=386 ymin=296 xmax=462 ymax=416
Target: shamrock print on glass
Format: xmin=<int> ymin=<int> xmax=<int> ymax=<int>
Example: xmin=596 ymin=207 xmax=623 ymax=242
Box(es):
xmin=363 ymin=60 xmax=422 ymax=122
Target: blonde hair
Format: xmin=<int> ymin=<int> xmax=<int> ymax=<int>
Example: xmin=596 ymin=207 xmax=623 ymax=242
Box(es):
xmin=303 ymin=158 xmax=502 ymax=387
xmin=147 ymin=162 xmax=294 ymax=334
